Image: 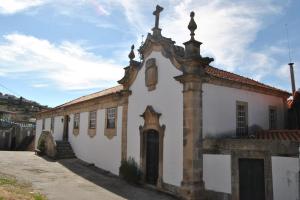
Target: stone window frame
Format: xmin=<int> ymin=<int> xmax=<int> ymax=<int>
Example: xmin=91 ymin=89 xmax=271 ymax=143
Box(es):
xmin=73 ymin=113 xmax=80 ymax=136
xmin=104 ymin=107 xmax=118 ymax=139
xmin=42 ymin=118 xmax=45 ymax=130
xmin=50 ymin=117 xmax=54 ymax=133
xmin=269 ymin=106 xmax=277 ymax=130
xmin=236 ymin=101 xmax=248 ymax=137
xmin=231 ymin=150 xmax=273 ymax=200
xmin=88 ymin=110 xmax=97 ymax=138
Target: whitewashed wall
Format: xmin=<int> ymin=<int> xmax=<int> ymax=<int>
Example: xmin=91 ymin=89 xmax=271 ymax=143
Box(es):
xmin=272 ymin=156 xmax=299 ymax=200
xmin=44 ymin=118 xmax=51 ymax=131
xmin=53 ymin=116 xmax=64 ymax=141
xmin=203 ymin=154 xmax=231 ymax=194
xmin=35 ymin=119 xmax=42 ymax=148
xmin=127 ymin=51 xmax=183 ymax=186
xmin=35 ymin=118 xmax=51 ymax=148
xmin=203 ymin=84 xmax=285 ymax=138
xmin=35 ymin=116 xmax=64 ymax=147
xmin=68 ymin=106 xmax=123 ymax=175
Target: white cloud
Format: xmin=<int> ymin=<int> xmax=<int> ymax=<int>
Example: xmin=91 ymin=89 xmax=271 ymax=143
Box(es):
xmin=0 ymin=0 xmax=45 ymax=14
xmin=32 ymin=83 xmax=48 ymax=88
xmin=0 ymin=33 xmax=124 ymax=90
xmin=160 ymin=1 xmax=285 ymax=71
xmin=114 ymin=0 xmax=289 ymax=84
xmin=0 ymin=0 xmax=295 ymax=93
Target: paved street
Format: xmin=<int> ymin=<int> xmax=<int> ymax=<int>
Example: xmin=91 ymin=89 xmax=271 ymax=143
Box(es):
xmin=0 ymin=151 xmax=176 ymax=200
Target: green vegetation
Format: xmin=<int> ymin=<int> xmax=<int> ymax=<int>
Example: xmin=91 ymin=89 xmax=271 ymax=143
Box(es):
xmin=0 ymin=177 xmax=17 ymax=186
xmin=0 ymin=174 xmax=47 ymax=200
xmin=119 ymin=157 xmax=142 ymax=184
xmin=37 ymin=138 xmax=46 ymax=154
xmin=33 ymin=194 xmax=46 ymax=200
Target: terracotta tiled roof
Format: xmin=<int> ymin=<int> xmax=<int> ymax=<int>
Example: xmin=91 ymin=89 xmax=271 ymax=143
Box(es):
xmin=205 ymin=66 xmax=289 ymax=95
xmin=58 ymin=85 xmax=123 ymax=108
xmin=256 ymin=130 xmax=300 ymax=142
xmin=51 ymin=85 xmax=123 ymax=110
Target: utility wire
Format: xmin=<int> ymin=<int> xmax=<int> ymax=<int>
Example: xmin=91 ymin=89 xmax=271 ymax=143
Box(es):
xmin=0 ymin=82 xmax=21 ymax=97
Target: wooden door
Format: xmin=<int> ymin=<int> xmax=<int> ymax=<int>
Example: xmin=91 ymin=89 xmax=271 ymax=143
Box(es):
xmin=239 ymin=158 xmax=265 ymax=200
xmin=145 ymin=130 xmax=159 ymax=185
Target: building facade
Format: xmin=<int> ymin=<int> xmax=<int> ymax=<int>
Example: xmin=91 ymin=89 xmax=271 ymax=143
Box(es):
xmin=36 ymin=6 xmax=299 ymax=200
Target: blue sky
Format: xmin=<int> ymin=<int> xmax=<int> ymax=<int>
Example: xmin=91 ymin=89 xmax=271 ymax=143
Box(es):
xmin=0 ymin=0 xmax=299 ymax=107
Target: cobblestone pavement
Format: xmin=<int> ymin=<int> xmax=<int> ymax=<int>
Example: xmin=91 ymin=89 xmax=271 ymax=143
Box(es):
xmin=0 ymin=151 xmax=176 ymax=200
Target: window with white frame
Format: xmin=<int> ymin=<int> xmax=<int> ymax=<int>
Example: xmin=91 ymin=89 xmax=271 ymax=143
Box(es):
xmin=106 ymin=107 xmax=116 ymax=129
xmin=89 ymin=111 xmax=97 ymax=129
xmin=50 ymin=117 xmax=54 ymax=132
xmin=236 ymin=101 xmax=248 ymax=137
xmin=74 ymin=113 xmax=80 ymax=129
xmin=269 ymin=107 xmax=277 ymax=130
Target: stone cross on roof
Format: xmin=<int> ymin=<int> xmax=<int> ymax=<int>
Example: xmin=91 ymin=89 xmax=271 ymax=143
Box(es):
xmin=152 ymin=5 xmax=164 ymax=37
xmin=153 ymin=5 xmax=163 ymax=29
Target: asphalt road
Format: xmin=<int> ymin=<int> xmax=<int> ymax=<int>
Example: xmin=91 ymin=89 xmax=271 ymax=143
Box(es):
xmin=0 ymin=151 xmax=176 ymax=200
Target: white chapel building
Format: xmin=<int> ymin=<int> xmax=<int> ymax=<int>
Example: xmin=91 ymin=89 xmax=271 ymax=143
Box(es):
xmin=36 ymin=5 xmax=299 ymax=200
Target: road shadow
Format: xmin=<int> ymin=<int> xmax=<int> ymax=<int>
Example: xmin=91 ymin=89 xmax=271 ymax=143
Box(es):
xmin=53 ymin=158 xmax=177 ymax=200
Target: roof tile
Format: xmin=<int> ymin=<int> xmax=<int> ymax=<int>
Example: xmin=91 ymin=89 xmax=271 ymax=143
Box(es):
xmin=205 ymin=66 xmax=289 ymax=94
xmin=256 ymin=130 xmax=300 ymax=142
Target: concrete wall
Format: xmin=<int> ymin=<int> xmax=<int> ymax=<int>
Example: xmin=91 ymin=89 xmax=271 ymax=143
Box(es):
xmin=127 ymin=51 xmax=183 ymax=186
xmin=203 ymin=154 xmax=231 ymax=194
xmin=68 ymin=106 xmax=123 ymax=175
xmin=272 ymin=156 xmax=299 ymax=200
xmin=203 ymin=84 xmax=285 ymax=138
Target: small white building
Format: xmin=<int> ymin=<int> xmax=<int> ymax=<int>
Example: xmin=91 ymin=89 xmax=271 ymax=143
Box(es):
xmin=36 ymin=5 xmax=299 ymax=200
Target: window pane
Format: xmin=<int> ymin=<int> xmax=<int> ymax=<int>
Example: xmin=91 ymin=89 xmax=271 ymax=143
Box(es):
xmin=74 ymin=113 xmax=80 ymax=129
xmin=269 ymin=108 xmax=277 ymax=130
xmin=236 ymin=102 xmax=248 ymax=137
xmin=89 ymin=111 xmax=96 ymax=129
xmin=106 ymin=108 xmax=116 ymax=128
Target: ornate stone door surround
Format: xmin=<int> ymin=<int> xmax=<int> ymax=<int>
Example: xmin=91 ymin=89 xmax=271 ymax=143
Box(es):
xmin=139 ymin=105 xmax=165 ymax=188
xmin=231 ymin=150 xmax=273 ymax=200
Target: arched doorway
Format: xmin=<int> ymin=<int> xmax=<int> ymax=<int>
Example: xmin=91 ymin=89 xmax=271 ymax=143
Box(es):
xmin=145 ymin=129 xmax=159 ymax=185
xmin=139 ymin=106 xmax=165 ymax=188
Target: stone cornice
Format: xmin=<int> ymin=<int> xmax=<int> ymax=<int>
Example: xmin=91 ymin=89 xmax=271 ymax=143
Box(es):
xmin=174 ymin=74 xmax=204 ymax=83
xmin=118 ymin=61 xmax=141 ymax=90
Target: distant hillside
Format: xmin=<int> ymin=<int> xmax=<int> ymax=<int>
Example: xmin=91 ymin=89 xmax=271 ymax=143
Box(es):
xmin=0 ymin=92 xmax=49 ymax=122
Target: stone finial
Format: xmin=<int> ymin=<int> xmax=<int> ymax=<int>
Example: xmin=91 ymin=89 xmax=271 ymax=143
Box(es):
xmin=188 ymin=11 xmax=197 ymax=41
xmin=128 ymin=45 xmax=135 ymax=61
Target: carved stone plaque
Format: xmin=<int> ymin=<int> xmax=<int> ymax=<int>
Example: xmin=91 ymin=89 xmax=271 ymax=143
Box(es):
xmin=145 ymin=58 xmax=158 ymax=91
